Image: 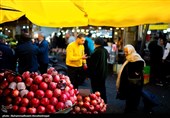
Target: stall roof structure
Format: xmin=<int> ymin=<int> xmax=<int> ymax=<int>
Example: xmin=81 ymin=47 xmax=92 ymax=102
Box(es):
xmin=1 ymin=0 xmax=170 ymax=27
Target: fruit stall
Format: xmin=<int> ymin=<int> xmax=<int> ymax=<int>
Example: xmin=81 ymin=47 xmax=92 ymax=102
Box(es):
xmin=0 ymin=67 xmax=107 ymax=114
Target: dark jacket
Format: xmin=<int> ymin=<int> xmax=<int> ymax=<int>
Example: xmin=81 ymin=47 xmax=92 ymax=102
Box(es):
xmin=37 ymin=39 xmax=49 ymax=64
xmin=148 ymin=40 xmax=163 ymax=63
xmin=88 ymin=46 xmax=108 ymax=80
xmin=0 ymin=43 xmax=15 ymax=72
xmin=15 ymin=41 xmax=39 ymax=74
xmin=117 ymin=61 xmax=144 ymax=100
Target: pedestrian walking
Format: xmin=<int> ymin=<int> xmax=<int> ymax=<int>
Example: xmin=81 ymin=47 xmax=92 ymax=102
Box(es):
xmin=88 ymin=37 xmax=109 ymax=104
xmin=116 ymin=44 xmax=145 ymax=114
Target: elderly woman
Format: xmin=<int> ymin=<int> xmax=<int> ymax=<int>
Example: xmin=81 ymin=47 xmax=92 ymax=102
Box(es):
xmin=116 ymin=44 xmax=145 ymax=113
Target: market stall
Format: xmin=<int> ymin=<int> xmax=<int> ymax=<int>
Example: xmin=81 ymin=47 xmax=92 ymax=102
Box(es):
xmin=0 ymin=68 xmax=107 ymax=114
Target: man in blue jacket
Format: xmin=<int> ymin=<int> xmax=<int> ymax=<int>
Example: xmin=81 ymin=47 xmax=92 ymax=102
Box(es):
xmin=0 ymin=37 xmax=15 ymax=72
xmin=37 ymin=32 xmax=49 ymax=74
xmin=15 ymin=33 xmax=39 ymax=74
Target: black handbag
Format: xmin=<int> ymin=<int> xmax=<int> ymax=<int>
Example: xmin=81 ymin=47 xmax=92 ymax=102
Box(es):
xmin=128 ymin=77 xmax=141 ymax=85
xmin=127 ymin=66 xmax=142 ymax=85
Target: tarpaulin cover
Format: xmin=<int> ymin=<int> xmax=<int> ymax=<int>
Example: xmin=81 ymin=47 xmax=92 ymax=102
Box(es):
xmin=1 ymin=0 xmax=170 ymax=27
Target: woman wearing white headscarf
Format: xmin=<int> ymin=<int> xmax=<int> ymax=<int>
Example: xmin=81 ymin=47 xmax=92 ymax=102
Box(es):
xmin=116 ymin=44 xmax=145 ymax=113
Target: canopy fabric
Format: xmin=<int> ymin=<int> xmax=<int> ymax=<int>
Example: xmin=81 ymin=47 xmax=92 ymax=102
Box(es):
xmin=0 ymin=0 xmax=88 ymax=27
xmin=0 ymin=5 xmax=24 ymax=24
xmin=74 ymin=0 xmax=170 ymax=27
xmin=1 ymin=0 xmax=170 ymax=27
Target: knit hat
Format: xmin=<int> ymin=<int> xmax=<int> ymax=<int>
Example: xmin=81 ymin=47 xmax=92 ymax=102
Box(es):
xmin=94 ymin=37 xmax=104 ymax=46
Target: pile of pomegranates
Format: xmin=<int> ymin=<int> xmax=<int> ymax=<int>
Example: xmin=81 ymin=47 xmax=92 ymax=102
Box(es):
xmin=71 ymin=91 xmax=107 ymax=114
xmin=0 ymin=68 xmax=78 ymax=114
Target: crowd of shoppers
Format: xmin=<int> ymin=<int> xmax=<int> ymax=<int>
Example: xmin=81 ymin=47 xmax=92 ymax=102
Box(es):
xmin=148 ymin=34 xmax=170 ymax=86
xmin=0 ymin=31 xmax=49 ymax=75
xmin=2 ymin=29 xmax=170 ymax=115
xmin=50 ymin=31 xmax=67 ymax=50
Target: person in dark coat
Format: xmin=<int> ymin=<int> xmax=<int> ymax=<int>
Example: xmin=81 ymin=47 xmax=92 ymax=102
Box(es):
xmin=88 ymin=37 xmax=109 ymax=104
xmin=37 ymin=32 xmax=49 ymax=74
xmin=162 ymin=39 xmax=170 ymax=84
xmin=148 ymin=38 xmax=164 ymax=84
xmin=0 ymin=37 xmax=15 ymax=72
xmin=58 ymin=31 xmax=67 ymax=49
xmin=15 ymin=33 xmax=39 ymax=74
xmin=51 ymin=32 xmax=58 ymax=49
xmin=116 ymin=44 xmax=145 ymax=114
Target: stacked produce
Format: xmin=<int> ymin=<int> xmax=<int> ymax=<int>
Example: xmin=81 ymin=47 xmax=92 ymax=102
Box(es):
xmin=0 ymin=68 xmax=78 ymax=114
xmin=71 ymin=91 xmax=107 ymax=114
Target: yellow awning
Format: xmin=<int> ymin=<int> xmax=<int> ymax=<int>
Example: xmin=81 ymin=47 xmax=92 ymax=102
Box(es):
xmin=0 ymin=5 xmax=24 ymax=24
xmin=0 ymin=0 xmax=88 ymax=27
xmin=1 ymin=0 xmax=170 ymax=27
xmin=74 ymin=0 xmax=170 ymax=27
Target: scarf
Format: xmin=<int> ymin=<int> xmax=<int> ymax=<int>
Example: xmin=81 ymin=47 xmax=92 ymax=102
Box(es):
xmin=116 ymin=44 xmax=145 ymax=91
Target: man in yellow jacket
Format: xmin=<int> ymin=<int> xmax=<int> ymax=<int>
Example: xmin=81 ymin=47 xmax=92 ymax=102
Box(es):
xmin=66 ymin=33 xmax=88 ymax=89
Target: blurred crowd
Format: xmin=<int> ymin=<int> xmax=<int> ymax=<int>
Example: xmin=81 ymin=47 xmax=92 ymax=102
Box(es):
xmin=146 ymin=33 xmax=170 ymax=86
xmin=0 ymin=31 xmax=49 ymax=75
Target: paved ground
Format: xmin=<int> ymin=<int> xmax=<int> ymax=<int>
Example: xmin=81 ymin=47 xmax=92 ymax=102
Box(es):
xmin=53 ymin=53 xmax=170 ymax=117
xmin=79 ymin=72 xmax=170 ymax=116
